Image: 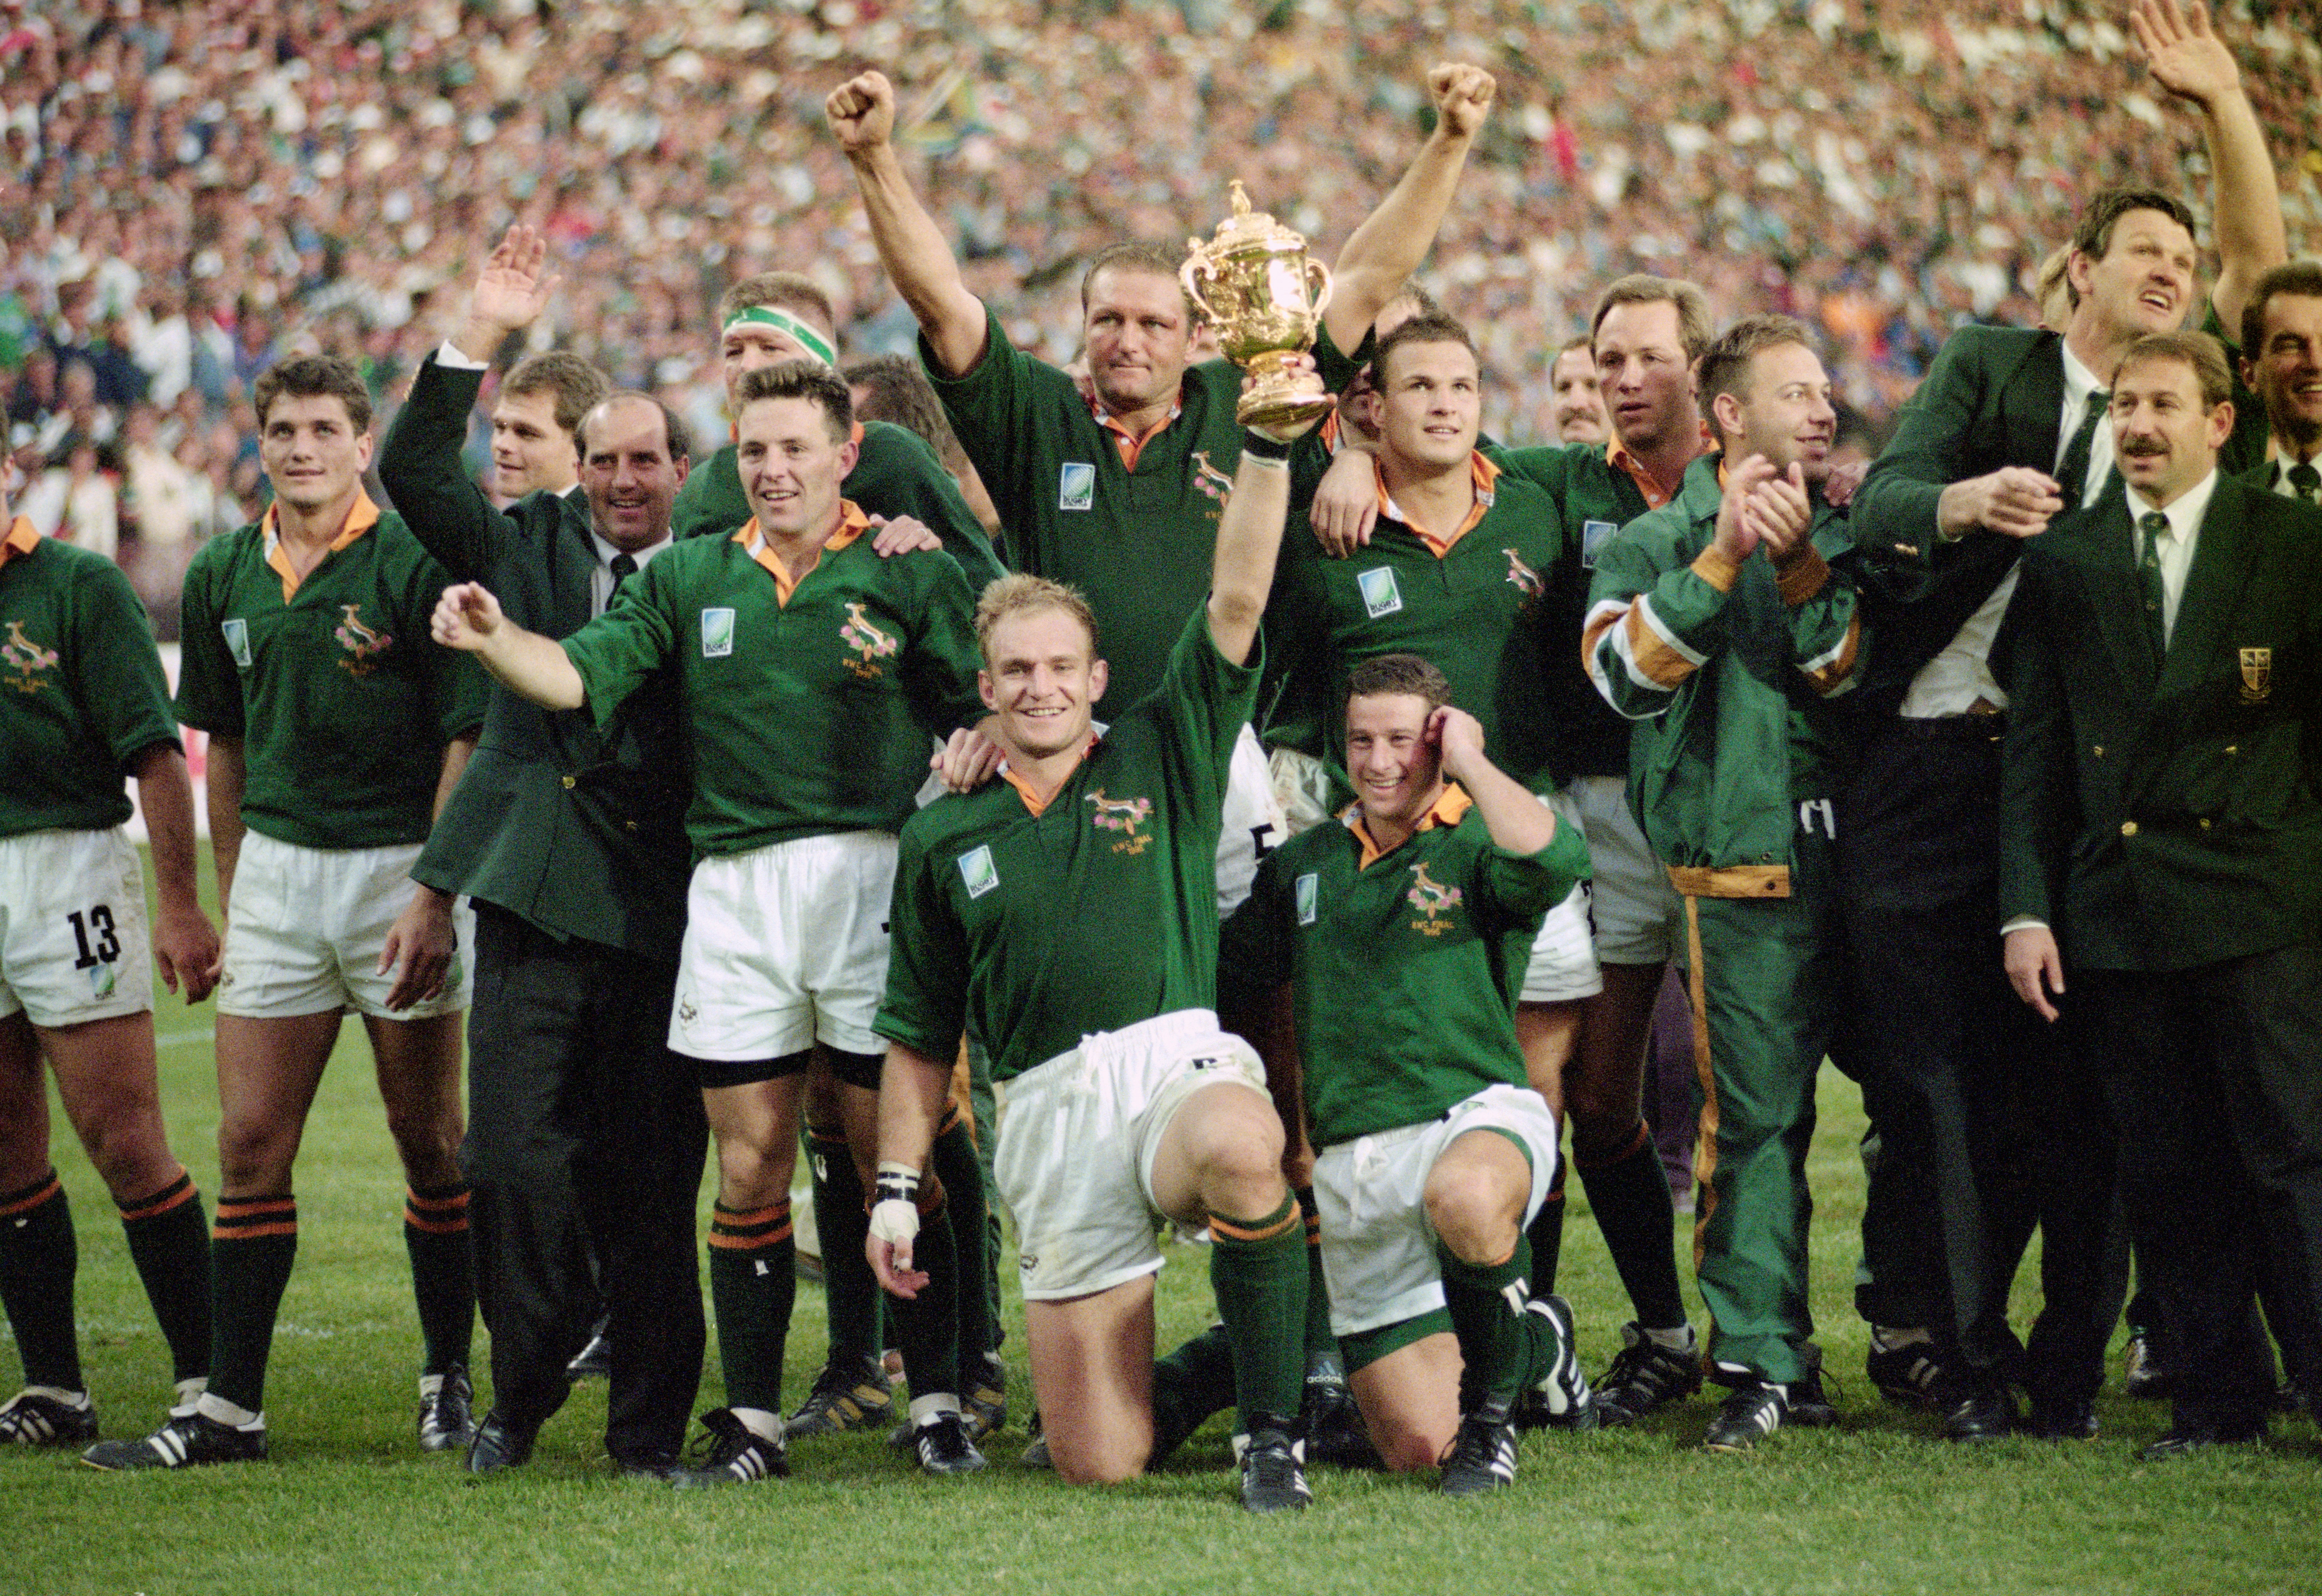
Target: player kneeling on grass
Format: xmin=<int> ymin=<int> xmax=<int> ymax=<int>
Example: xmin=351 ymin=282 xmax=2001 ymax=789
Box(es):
xmin=1219 ymin=655 xmax=1597 ymax=1494
xmin=0 ymin=461 xmax=219 ymax=1456
xmin=433 ymin=360 xmax=996 ymax=1485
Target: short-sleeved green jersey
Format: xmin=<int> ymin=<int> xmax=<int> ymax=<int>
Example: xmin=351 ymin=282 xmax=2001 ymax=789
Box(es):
xmin=1488 ymin=440 xmax=1662 ymax=781
xmin=671 ymin=421 xmax=1005 ymax=588
xmin=560 ymin=505 xmax=985 ymax=856
xmin=174 ymin=498 xmax=488 ymax=849
xmin=1268 ymin=457 xmax=1571 ymax=793
xmin=0 ymin=519 xmax=180 ymax=837
xmin=922 ymin=309 xmax=1254 ymax=712
xmin=1220 ymin=788 xmax=1586 ymax=1144
xmin=876 ymin=610 xmax=1257 ymax=1081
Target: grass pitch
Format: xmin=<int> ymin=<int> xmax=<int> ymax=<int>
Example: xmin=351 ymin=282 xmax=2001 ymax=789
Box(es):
xmin=6 ymin=856 xmax=2318 ymax=1595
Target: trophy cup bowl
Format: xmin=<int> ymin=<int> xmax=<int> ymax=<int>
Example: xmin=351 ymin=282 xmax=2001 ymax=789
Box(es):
xmin=1181 ymin=180 xmax=1337 ymax=431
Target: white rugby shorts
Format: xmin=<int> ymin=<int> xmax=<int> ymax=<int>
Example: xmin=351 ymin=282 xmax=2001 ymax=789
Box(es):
xmin=218 ymin=832 xmax=472 ymax=1019
xmin=1519 ymin=790 xmax=1603 ymax=1004
xmin=1566 ymin=774 xmax=1682 ymax=966
xmin=0 ymin=828 xmax=155 ymax=1026
xmin=1214 ymin=724 xmax=1290 ymax=917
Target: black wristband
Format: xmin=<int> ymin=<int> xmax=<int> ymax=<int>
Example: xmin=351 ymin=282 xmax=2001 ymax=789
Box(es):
xmin=1242 ymin=429 xmax=1295 ymax=462
xmin=874 ymin=1162 xmax=921 ymax=1206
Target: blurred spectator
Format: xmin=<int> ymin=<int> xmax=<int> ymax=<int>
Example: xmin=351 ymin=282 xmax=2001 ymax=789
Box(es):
xmin=21 ymin=434 xmax=119 ymax=559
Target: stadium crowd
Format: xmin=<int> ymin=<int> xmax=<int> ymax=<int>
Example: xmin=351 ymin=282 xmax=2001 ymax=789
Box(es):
xmin=4 ymin=0 xmax=2322 ymax=1515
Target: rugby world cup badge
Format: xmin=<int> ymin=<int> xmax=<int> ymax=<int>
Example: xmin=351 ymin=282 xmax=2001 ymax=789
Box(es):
xmin=1295 ymin=872 xmax=1318 ymax=926
xmin=222 ymin=617 xmax=253 ymax=669
xmin=2240 ymin=647 xmax=2272 ymax=704
xmin=959 ymin=844 xmax=1000 ymax=899
xmin=1358 ymin=566 xmax=1402 ymax=619
xmin=1581 ymin=519 xmax=1617 ymax=568
xmin=701 ymin=607 xmax=736 ymax=658
xmin=1059 ymin=462 xmax=1096 ymax=513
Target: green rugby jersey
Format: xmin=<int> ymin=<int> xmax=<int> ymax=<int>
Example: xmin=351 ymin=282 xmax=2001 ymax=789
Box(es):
xmin=1220 ymin=787 xmax=1586 ymax=1145
xmin=0 ymin=519 xmax=180 ymax=837
xmin=560 ymin=505 xmax=985 ymax=856
xmin=174 ymin=496 xmax=488 ymax=849
xmin=1268 ymin=456 xmax=1572 ymax=792
xmin=671 ymin=421 xmax=1005 ymax=588
xmin=876 ymin=609 xmax=1257 ymax=1082
xmin=923 ymin=309 xmax=1253 ymax=712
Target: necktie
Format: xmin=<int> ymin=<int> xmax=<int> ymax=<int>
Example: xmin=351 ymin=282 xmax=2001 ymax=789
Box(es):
xmin=609 ymin=551 xmax=637 ymax=595
xmin=2137 ymin=510 xmax=2169 ymax=658
xmin=2057 ymin=392 xmax=2108 ymax=511
xmin=2290 ymin=462 xmax=2321 ymax=505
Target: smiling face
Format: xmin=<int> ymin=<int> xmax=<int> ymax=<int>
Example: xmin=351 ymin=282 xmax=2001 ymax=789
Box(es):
xmin=1344 ymin=690 xmax=1443 ymax=835
xmin=1375 ymin=338 xmax=1481 ymax=474
xmin=978 ymin=605 xmax=1107 ymax=761
xmin=258 ymin=393 xmax=372 ymax=519
xmin=1721 ymin=341 xmax=1837 ymax=482
xmin=2111 ymin=354 xmax=2232 ymax=509
xmin=2246 ymin=292 xmax=2322 ymax=458
xmin=735 ymin=394 xmax=856 ymax=543
xmin=1592 ymin=298 xmax=1697 ymax=457
xmin=490 ymin=387 xmax=578 ymax=497
xmin=579 ymin=396 xmax=687 ymax=553
xmin=2069 ymin=208 xmax=2199 ymax=348
xmin=1081 ymin=267 xmax=1194 ymax=420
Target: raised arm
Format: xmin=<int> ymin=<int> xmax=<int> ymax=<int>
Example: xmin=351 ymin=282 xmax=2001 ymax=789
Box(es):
xmin=1321 ymin=63 xmax=1494 ymax=353
xmin=1210 ymin=402 xmax=1326 ymax=665
xmin=829 ymin=72 xmax=990 ymax=379
xmin=2131 ymin=0 xmax=2285 ymax=338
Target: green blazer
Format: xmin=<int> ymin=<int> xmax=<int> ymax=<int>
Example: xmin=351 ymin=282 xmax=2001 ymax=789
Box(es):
xmin=1852 ymin=314 xmax=2269 ymax=713
xmin=1997 ymin=474 xmax=2322 ymax=971
xmin=378 ymin=355 xmax=691 ymax=954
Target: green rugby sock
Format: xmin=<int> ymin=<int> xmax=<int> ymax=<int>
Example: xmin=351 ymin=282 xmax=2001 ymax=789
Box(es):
xmin=805 ymin=1124 xmax=883 ymax=1363
xmin=1438 ymin=1235 xmax=1543 ymax=1410
xmin=0 ymin=1172 xmax=81 ymax=1391
xmin=1295 ymin=1186 xmax=1337 ymax=1374
xmin=889 ymin=1197 xmax=959 ymax=1402
xmin=1151 ymin=1322 xmax=1236 ymax=1461
xmin=1579 ymin=1127 xmax=1688 ymax=1331
xmin=208 ymin=1194 xmax=298 ymax=1413
xmin=707 ymin=1201 xmax=797 ymax=1416
xmin=403 ymin=1183 xmax=475 ymax=1377
xmin=1524 ymin=1162 xmax=1567 ymax=1294
xmin=928 ymin=1109 xmax=995 ymax=1365
xmin=118 ymin=1169 xmax=211 ymax=1383
xmin=1209 ymin=1194 xmax=1307 ymax=1434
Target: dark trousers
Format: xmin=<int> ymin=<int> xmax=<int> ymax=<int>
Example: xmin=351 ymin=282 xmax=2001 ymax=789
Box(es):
xmin=1838 ymin=718 xmax=2121 ymax=1400
xmin=463 ymin=903 xmax=708 ymax=1464
xmin=2084 ymin=945 xmax=2322 ymax=1431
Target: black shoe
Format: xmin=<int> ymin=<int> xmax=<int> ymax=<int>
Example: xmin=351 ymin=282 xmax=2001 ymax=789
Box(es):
xmin=787 ymin=1353 xmax=894 ymax=1438
xmin=418 ymin=1366 xmax=476 ymax=1453
xmin=1525 ymin=1294 xmax=1598 ymax=1431
xmin=81 ymin=1411 xmax=267 ymax=1470
xmin=671 ymin=1408 xmax=789 ymax=1487
xmin=1866 ymin=1335 xmax=1950 ymax=1410
xmin=1237 ymin=1424 xmax=1311 ymax=1513
xmin=613 ymin=1451 xmax=682 ymax=1481
xmin=909 ymin=1411 xmax=988 ymax=1474
xmin=963 ymin=1351 xmax=1008 ymax=1442
xmin=1785 ymin=1358 xmax=1841 ymax=1427
xmin=1940 ymin=1382 xmax=2017 ymax=1442
xmin=1300 ymin=1375 xmax=1383 ymax=1469
xmin=1437 ymin=1401 xmax=1518 ymax=1496
xmin=2136 ymin=1418 xmax=2266 ymax=1460
xmin=2024 ymin=1396 xmax=2099 ymax=1440
xmin=2121 ymin=1333 xmax=2173 ymax=1401
xmin=1702 ymin=1380 xmax=1795 ymax=1452
xmin=1594 ymin=1323 xmax=1702 ymax=1427
xmin=0 ymin=1389 xmax=98 ymax=1449
xmin=464 ymin=1412 xmax=536 ymax=1476
xmin=566 ymin=1317 xmax=613 ymax=1381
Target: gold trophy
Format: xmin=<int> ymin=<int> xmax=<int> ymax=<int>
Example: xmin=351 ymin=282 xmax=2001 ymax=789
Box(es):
xmin=1181 ymin=181 xmax=1336 ymax=429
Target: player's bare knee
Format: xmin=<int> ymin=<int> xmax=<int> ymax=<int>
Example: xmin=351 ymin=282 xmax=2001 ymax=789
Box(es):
xmin=1376 ymin=1420 xmax=1450 ymax=1474
xmin=1049 ymin=1431 xmax=1148 ymax=1485
xmin=1424 ymin=1158 xmax=1523 ymax=1263
xmin=216 ymin=1118 xmax=295 ymax=1193
xmin=81 ymin=1121 xmax=177 ymax=1199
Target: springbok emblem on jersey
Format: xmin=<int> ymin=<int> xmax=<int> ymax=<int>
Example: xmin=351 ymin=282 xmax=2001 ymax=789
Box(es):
xmin=2 ymin=620 xmax=60 ymax=693
xmin=1086 ymin=789 xmax=1155 ymax=854
xmin=1190 ymin=451 xmax=1236 ymax=509
xmin=1406 ymin=861 xmax=1464 ymax=936
xmin=841 ymin=601 xmax=900 ymax=680
xmin=333 ymin=605 xmax=393 ymax=677
xmin=1504 ymin=548 xmax=1544 ymax=606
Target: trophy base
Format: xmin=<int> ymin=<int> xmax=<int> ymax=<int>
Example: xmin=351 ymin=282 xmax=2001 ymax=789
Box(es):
xmin=1235 ymin=385 xmax=1338 ymax=431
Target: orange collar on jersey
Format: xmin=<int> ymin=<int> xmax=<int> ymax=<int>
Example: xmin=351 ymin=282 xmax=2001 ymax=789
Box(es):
xmin=999 ymin=732 xmax=1104 ymax=817
xmin=1341 ymin=782 xmax=1473 ymax=869
xmin=1092 ymin=394 xmax=1183 ymax=473
xmin=0 ymin=516 xmax=39 ymax=568
xmin=1374 ymin=454 xmax=1501 ymax=557
xmin=1607 ymin=438 xmax=1686 ymax=511
xmin=262 ymin=489 xmax=382 ymax=601
xmin=731 ymin=499 xmax=870 ymax=608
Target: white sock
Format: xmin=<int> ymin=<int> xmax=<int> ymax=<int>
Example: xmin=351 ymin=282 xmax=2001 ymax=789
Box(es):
xmin=730 ymin=1406 xmax=784 ymax=1444
xmin=194 ymin=1392 xmax=263 ymax=1431
xmin=1642 ymin=1324 xmax=1694 ymax=1352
